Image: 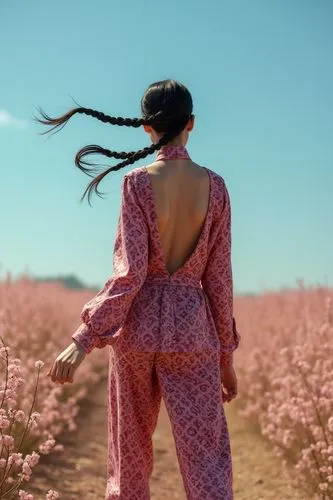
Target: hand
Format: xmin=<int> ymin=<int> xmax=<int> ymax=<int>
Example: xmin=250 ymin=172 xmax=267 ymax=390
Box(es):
xmin=47 ymin=341 xmax=86 ymax=384
xmin=221 ymin=364 xmax=238 ymax=403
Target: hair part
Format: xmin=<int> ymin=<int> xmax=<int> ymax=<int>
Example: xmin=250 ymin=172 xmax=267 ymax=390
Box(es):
xmin=34 ymin=80 xmax=193 ymax=205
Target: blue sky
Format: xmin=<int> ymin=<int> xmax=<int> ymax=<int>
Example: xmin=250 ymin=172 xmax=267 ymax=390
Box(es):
xmin=1 ymin=0 xmax=332 ymax=295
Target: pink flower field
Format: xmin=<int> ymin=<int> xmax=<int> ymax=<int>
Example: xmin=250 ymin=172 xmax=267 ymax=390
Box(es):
xmin=0 ymin=275 xmax=108 ymax=499
xmin=233 ymin=282 xmax=333 ymax=499
xmin=0 ymin=275 xmax=332 ymax=499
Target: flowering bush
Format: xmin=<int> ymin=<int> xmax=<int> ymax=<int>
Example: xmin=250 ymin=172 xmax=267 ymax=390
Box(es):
xmin=233 ymin=283 xmax=333 ymax=499
xmin=0 ymin=275 xmax=107 ymax=499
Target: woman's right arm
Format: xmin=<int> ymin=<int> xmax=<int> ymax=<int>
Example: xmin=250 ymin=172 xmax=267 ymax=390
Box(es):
xmin=201 ymin=179 xmax=241 ymax=366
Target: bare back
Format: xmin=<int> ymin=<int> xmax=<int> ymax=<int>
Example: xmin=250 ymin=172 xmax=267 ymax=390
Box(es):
xmin=145 ymin=159 xmax=210 ymax=275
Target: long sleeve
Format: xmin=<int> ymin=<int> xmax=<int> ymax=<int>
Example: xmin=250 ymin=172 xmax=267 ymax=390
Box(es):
xmin=72 ymin=173 xmax=149 ymax=354
xmin=201 ymin=180 xmax=241 ymax=366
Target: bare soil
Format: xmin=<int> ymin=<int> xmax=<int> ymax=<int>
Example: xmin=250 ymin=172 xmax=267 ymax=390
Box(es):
xmin=28 ymin=377 xmax=308 ymax=499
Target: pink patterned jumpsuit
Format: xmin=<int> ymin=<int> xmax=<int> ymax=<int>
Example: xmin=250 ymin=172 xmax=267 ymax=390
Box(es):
xmin=72 ymin=145 xmax=241 ymax=500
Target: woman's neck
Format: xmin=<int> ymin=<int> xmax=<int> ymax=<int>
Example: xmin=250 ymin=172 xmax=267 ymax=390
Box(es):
xmin=156 ymin=144 xmax=191 ymax=161
xmin=154 ymin=139 xmax=187 ymax=147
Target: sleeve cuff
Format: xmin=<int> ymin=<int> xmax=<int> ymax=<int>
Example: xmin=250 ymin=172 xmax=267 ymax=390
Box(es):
xmin=72 ymin=323 xmax=99 ymax=355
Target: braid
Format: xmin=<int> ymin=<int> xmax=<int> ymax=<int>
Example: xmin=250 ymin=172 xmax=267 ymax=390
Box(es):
xmin=110 ymin=119 xmax=188 ymax=170
xmin=34 ymin=99 xmax=190 ymax=205
xmin=78 ymin=108 xmax=144 ymax=127
xmin=78 ymin=107 xmax=163 ymax=127
xmin=79 ymin=116 xmax=189 ymax=205
xmin=34 ymin=103 xmax=163 ymax=136
xmin=75 ymin=145 xmax=136 ymax=176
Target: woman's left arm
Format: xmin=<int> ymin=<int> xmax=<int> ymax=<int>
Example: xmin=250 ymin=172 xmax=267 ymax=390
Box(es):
xmin=48 ymin=173 xmax=149 ymax=383
xmin=71 ymin=173 xmax=149 ymax=354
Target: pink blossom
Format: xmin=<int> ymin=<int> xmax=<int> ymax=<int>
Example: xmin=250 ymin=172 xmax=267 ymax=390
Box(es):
xmin=24 ymin=451 xmax=40 ymax=468
xmin=18 ymin=490 xmax=34 ymax=500
xmin=30 ymin=411 xmax=41 ymax=422
xmin=8 ymin=452 xmax=24 ymax=466
xmin=39 ymin=438 xmax=56 ymax=455
xmin=22 ymin=462 xmax=32 ymax=476
xmin=15 ymin=409 xmax=25 ymax=422
xmin=0 ymin=346 xmax=10 ymax=357
xmin=46 ymin=490 xmax=60 ymax=499
xmin=0 ymin=414 xmax=10 ymax=429
xmin=1 ymin=434 xmax=15 ymax=448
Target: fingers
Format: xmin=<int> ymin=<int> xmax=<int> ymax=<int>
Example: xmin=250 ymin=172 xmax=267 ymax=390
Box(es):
xmin=228 ymin=391 xmax=237 ymax=401
xmin=54 ymin=360 xmax=62 ymax=383
xmin=47 ymin=363 xmax=53 ymax=377
xmin=59 ymin=363 xmax=69 ymax=384
xmin=67 ymin=364 xmax=74 ymax=383
xmin=227 ymin=386 xmax=237 ymax=399
xmin=221 ymin=386 xmax=237 ymax=403
xmin=222 ymin=392 xmax=234 ymax=403
xmin=223 ymin=394 xmax=236 ymax=403
xmin=48 ymin=362 xmax=56 ymax=382
xmin=63 ymin=363 xmax=74 ymax=383
xmin=47 ymin=343 xmax=85 ymax=384
xmin=57 ymin=362 xmax=73 ymax=384
xmin=48 ymin=360 xmax=74 ymax=384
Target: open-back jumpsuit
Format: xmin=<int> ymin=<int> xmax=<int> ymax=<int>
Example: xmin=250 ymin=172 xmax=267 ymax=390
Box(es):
xmin=72 ymin=148 xmax=241 ymax=500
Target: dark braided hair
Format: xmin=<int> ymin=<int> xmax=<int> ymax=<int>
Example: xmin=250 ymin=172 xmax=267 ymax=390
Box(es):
xmin=34 ymin=80 xmax=194 ymax=205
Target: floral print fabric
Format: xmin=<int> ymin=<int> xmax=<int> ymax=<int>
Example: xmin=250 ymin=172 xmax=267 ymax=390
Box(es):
xmin=105 ymin=348 xmax=233 ymax=500
xmin=72 ymin=147 xmax=241 ymax=365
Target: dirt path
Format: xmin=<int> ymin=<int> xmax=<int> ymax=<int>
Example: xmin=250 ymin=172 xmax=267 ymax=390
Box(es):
xmin=29 ymin=377 xmax=306 ymax=499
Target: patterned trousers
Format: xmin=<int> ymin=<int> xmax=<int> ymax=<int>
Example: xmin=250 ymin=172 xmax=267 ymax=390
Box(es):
xmin=105 ymin=348 xmax=233 ymax=500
